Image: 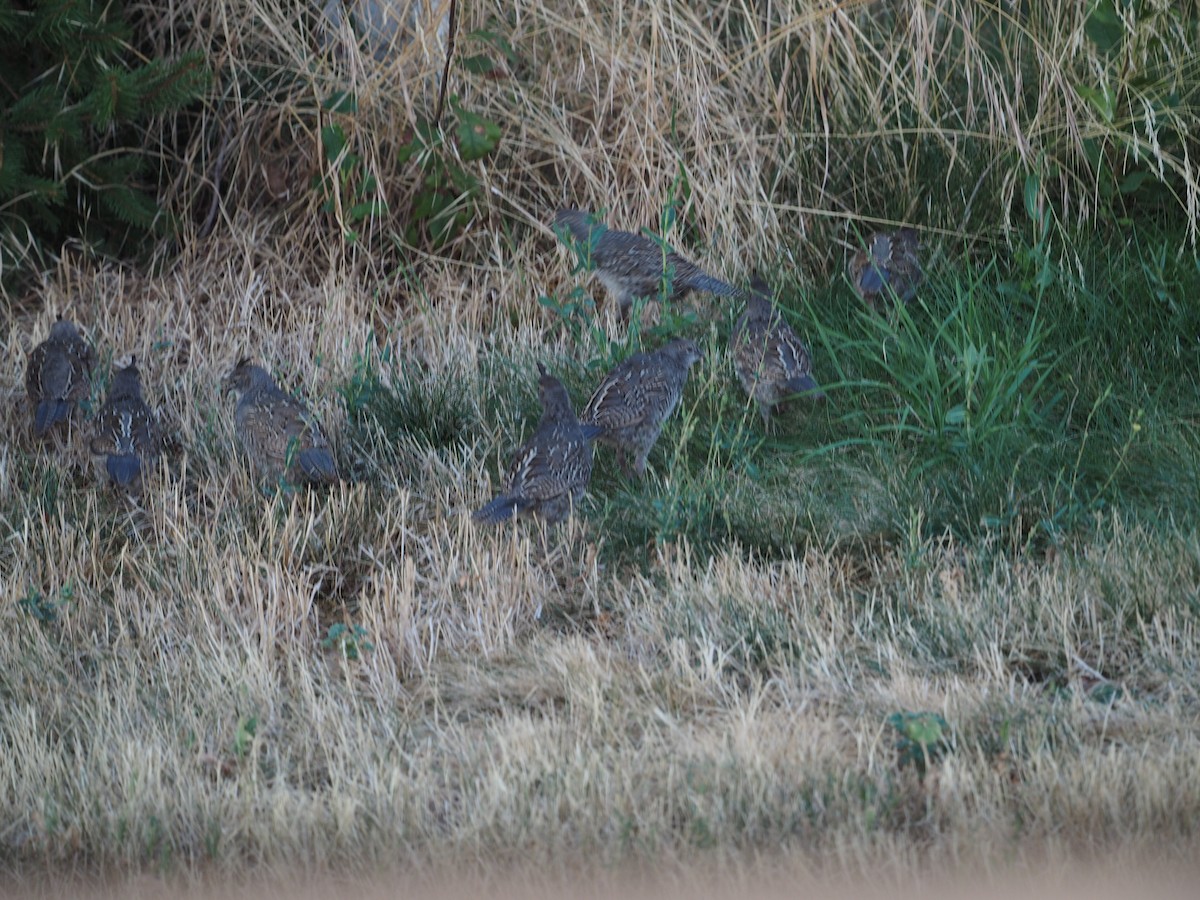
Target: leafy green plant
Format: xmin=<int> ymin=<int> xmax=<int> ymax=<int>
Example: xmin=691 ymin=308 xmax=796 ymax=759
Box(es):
xmin=1076 ymin=0 xmax=1198 ymax=217
xmin=0 ymin=0 xmax=210 ymax=286
xmin=887 ymin=711 xmax=952 ymax=776
xmin=396 ymin=96 xmax=500 ymax=248
xmin=312 ymin=93 xmax=388 ymax=245
xmin=836 ymin=284 xmax=1063 ymax=469
xmin=233 ymin=716 xmax=257 ymax=760
xmin=321 ymin=623 xmax=374 ymax=661
xmin=17 ymin=582 xmax=73 ymax=625
xmin=1011 ymin=168 xmax=1059 ymax=299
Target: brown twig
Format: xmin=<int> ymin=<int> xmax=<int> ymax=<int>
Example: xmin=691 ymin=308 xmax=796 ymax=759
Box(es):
xmin=198 ymin=119 xmax=237 ymax=240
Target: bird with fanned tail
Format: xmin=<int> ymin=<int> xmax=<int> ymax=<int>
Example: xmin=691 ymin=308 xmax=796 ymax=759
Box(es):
xmin=222 ymin=359 xmax=339 ymax=488
xmin=474 ymin=363 xmax=600 ymax=524
xmin=581 ymin=338 xmax=704 ymax=478
xmin=91 ymin=357 xmax=161 ymax=487
xmin=553 ymin=208 xmax=740 ymax=320
xmin=847 ymin=226 xmax=924 ymax=310
xmin=25 ymin=316 xmax=95 ymax=437
xmin=730 ymin=275 xmax=824 ymax=430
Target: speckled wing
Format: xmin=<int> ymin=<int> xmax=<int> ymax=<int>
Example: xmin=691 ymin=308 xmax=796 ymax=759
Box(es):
xmin=761 ymin=311 xmax=814 ymax=384
xmin=592 ymin=231 xmax=663 ymax=300
xmin=237 ymin=387 xmax=337 ymax=483
xmin=92 ymin=396 xmax=160 ymax=485
xmin=582 ymin=354 xmax=677 ymax=432
xmin=889 ymin=228 xmax=924 ymax=303
xmin=26 ymin=338 xmax=94 ymax=435
xmin=504 ymin=421 xmax=592 ymax=502
xmin=591 ymin=232 xmax=737 ymax=303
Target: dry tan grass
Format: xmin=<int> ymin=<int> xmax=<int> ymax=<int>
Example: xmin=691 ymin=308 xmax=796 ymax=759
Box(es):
xmin=3 ymin=240 xmax=1200 ymax=880
xmin=3 ymin=0 xmax=1200 ymax=887
xmin=144 ymin=0 xmax=1200 ymax=294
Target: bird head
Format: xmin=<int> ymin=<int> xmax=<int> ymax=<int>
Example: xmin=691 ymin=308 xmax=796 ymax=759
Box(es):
xmin=48 ymin=317 xmax=81 ymax=341
xmin=535 ymin=363 xmax=573 ymax=416
xmin=746 ymin=273 xmax=776 ymax=314
xmin=552 ymin=208 xmax=607 ymax=260
xmin=868 ymin=232 xmax=894 ymax=264
xmin=221 ymin=357 xmax=265 ymax=398
xmin=108 ymin=356 xmax=144 ymax=398
xmin=665 ymin=338 xmax=704 ymax=369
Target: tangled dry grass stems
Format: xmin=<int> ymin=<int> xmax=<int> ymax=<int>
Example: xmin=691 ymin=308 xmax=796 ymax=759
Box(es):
xmin=3 ymin=246 xmax=1200 ymax=881
xmin=139 ymin=0 xmax=1200 ymax=293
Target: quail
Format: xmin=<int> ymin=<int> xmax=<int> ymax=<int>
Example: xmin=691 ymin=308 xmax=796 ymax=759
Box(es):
xmin=581 ymin=338 xmax=704 ymax=477
xmin=474 ymin=364 xmax=600 ymax=524
xmin=221 ymin=359 xmax=339 ymax=487
xmin=90 ymin=357 xmax=161 ymax=486
xmin=25 ymin=316 xmax=96 ymax=436
xmin=847 ymin=226 xmax=924 ymax=310
xmin=730 ymin=275 xmax=824 ymax=429
xmin=553 ymin=208 xmax=740 ymax=320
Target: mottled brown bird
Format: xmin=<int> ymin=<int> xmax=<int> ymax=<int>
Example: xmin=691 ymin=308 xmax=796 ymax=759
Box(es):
xmin=474 ymin=364 xmax=599 ymax=524
xmin=553 ymin=208 xmax=740 ymax=319
xmin=221 ymin=359 xmax=339 ymax=487
xmin=90 ymin=357 xmax=161 ymax=486
xmin=848 ymin=226 xmax=924 ymax=310
xmin=581 ymin=338 xmax=704 ymax=477
xmin=731 ymin=275 xmax=824 ymax=429
xmin=25 ymin=317 xmax=95 ymax=436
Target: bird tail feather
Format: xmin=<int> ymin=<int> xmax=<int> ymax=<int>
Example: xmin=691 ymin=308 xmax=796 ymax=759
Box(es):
xmin=473 ymin=495 xmax=528 ymax=524
xmin=106 ymin=454 xmax=141 ymax=486
xmin=34 ymin=399 xmax=70 ymax=435
xmin=298 ymin=448 xmax=339 ymax=483
xmin=785 ymin=374 xmax=826 ymax=401
xmin=686 ymin=273 xmax=741 ymax=297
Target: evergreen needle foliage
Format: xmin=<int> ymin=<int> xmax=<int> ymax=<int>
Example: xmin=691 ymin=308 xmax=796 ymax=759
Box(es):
xmin=0 ymin=0 xmax=209 ymax=288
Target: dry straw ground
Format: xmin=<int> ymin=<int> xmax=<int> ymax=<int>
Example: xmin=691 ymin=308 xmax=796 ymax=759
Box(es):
xmin=3 ymin=0 xmax=1200 ymax=891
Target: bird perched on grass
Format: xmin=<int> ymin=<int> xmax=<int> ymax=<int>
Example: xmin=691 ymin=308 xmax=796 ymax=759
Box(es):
xmin=730 ymin=275 xmax=824 ymax=430
xmin=848 ymin=226 xmax=924 ymax=310
xmin=221 ymin=359 xmax=339 ymax=487
xmin=474 ymin=364 xmax=600 ymax=525
xmin=25 ymin=316 xmax=95 ymax=437
xmin=581 ymin=338 xmax=704 ymax=477
xmin=553 ymin=208 xmax=740 ymax=320
xmin=90 ymin=357 xmax=161 ymax=486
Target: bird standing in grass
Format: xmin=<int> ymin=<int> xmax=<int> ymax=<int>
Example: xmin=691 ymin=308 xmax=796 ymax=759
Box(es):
xmin=848 ymin=226 xmax=924 ymax=310
xmin=474 ymin=364 xmax=599 ymax=524
xmin=581 ymin=338 xmax=704 ymax=478
xmin=730 ymin=275 xmax=824 ymax=430
xmin=25 ymin=316 xmax=95 ymax=437
xmin=553 ymin=208 xmax=740 ymax=320
xmin=91 ymin=357 xmax=161 ymax=487
xmin=221 ymin=359 xmax=339 ymax=487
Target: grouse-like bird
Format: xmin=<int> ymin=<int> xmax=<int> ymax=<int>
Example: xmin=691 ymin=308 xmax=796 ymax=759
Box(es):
xmin=730 ymin=275 xmax=823 ymax=429
xmin=553 ymin=208 xmax=740 ymax=319
xmin=848 ymin=227 xmax=924 ymax=310
xmin=222 ymin=359 xmax=339 ymax=487
xmin=474 ymin=363 xmax=599 ymax=524
xmin=91 ymin=358 xmax=161 ymax=486
xmin=581 ymin=338 xmax=704 ymax=477
xmin=26 ymin=316 xmax=95 ymax=436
